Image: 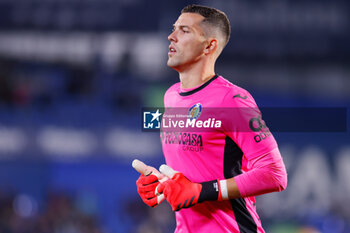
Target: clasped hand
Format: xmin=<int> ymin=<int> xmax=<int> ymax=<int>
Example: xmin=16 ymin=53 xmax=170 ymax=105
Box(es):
xmin=136 ymin=163 xmax=203 ymax=211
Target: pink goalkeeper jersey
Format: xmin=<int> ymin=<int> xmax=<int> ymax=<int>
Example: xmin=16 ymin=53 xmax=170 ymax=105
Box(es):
xmin=161 ymin=75 xmax=278 ymax=233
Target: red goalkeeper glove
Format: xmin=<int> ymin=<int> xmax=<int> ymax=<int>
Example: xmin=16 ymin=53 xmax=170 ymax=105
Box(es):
xmin=156 ymin=165 xmax=224 ymax=211
xmin=136 ymin=174 xmax=162 ymax=207
xmin=133 ymin=159 xmax=168 ymax=207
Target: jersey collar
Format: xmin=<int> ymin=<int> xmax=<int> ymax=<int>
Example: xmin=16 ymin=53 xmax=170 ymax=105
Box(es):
xmin=179 ymin=75 xmax=219 ymax=96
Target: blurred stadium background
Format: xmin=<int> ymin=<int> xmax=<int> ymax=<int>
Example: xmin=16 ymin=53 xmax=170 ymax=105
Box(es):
xmin=0 ymin=0 xmax=349 ymax=232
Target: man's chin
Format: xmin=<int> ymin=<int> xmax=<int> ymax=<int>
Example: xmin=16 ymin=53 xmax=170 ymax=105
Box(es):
xmin=168 ymin=58 xmax=184 ymax=70
xmin=167 ymin=61 xmax=176 ymax=68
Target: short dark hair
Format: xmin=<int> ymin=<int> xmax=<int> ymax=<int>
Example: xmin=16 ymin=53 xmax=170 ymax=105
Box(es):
xmin=181 ymin=4 xmax=231 ymax=47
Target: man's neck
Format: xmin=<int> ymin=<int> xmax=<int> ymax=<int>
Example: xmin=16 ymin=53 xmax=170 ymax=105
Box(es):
xmin=178 ymin=64 xmax=215 ymax=89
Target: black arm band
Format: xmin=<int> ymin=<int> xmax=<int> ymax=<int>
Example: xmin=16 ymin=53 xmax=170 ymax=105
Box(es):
xmin=198 ymin=180 xmax=219 ymax=203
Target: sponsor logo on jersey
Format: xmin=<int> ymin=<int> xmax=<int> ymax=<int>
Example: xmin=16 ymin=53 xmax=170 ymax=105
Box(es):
xmin=249 ymin=115 xmax=271 ymax=143
xmin=161 ymin=132 xmax=204 ymax=152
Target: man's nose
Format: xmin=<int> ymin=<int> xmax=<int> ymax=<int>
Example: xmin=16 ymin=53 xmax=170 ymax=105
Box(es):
xmin=168 ymin=31 xmax=177 ymax=42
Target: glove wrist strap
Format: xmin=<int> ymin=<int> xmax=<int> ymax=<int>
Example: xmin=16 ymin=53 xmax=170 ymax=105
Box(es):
xmin=198 ymin=180 xmax=221 ymax=203
xmin=198 ymin=179 xmax=230 ymax=202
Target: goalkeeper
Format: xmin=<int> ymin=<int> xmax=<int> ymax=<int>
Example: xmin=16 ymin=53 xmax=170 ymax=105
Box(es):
xmin=135 ymin=4 xmax=287 ymax=233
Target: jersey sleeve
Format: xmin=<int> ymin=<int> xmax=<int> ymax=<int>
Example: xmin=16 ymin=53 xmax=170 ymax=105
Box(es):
xmin=234 ymin=148 xmax=288 ymax=197
xmin=221 ymin=89 xmax=278 ymax=160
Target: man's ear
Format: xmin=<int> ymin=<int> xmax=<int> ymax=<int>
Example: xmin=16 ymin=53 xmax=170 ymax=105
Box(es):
xmin=204 ymin=39 xmax=217 ymax=55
